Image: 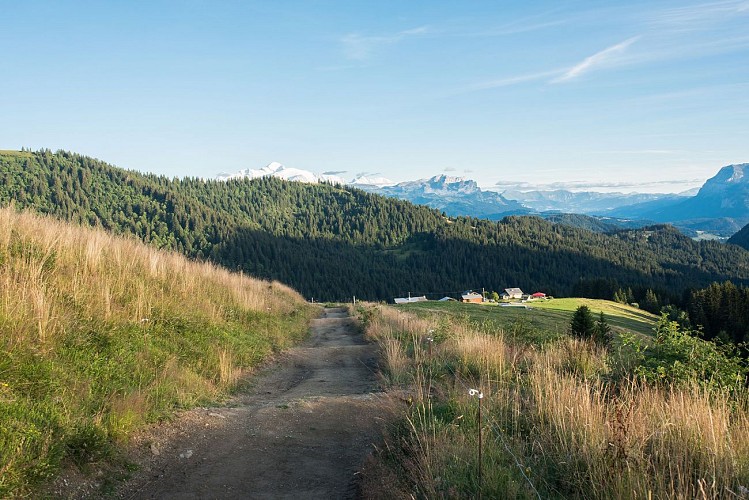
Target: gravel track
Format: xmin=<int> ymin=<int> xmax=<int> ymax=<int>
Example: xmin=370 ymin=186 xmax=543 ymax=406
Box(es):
xmin=114 ymin=307 xmax=389 ymax=499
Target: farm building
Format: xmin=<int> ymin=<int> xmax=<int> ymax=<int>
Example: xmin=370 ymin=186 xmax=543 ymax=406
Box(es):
xmin=531 ymin=292 xmax=546 ymax=299
xmin=461 ymin=292 xmax=483 ymax=303
xmin=502 ymin=288 xmax=524 ymax=300
xmin=394 ymin=296 xmax=428 ymax=304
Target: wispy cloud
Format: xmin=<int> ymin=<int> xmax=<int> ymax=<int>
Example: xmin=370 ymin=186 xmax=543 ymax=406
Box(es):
xmin=469 ymin=20 xmax=566 ymax=37
xmin=649 ymin=0 xmax=749 ymax=31
xmin=323 ymin=170 xmax=347 ymax=175
xmin=443 ymin=6 xmax=570 ymax=39
xmin=551 ymin=36 xmax=640 ymax=83
xmin=443 ymin=167 xmax=456 ymax=172
xmin=462 ymin=36 xmax=640 ymax=93
xmin=341 ymin=26 xmax=428 ymax=60
xmin=468 ymin=69 xmax=563 ymax=91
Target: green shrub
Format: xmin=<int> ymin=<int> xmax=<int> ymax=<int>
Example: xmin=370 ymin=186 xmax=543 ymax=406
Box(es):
xmin=635 ymin=315 xmax=747 ymax=391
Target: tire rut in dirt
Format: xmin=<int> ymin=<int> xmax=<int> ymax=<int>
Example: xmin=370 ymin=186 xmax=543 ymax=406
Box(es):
xmin=121 ymin=307 xmax=388 ymax=500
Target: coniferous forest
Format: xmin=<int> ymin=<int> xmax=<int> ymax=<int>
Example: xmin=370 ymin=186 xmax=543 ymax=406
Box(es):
xmin=3 ymin=149 xmax=749 ymax=306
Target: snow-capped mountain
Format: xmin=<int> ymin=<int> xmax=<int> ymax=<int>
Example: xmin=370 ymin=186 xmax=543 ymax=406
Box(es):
xmin=364 ymin=175 xmax=528 ymax=219
xmin=216 ymin=163 xmax=381 ymax=186
xmin=217 ymin=162 xmax=320 ymax=183
xmin=318 ymin=173 xmax=348 ymax=185
xmin=349 ymin=174 xmax=396 ymax=187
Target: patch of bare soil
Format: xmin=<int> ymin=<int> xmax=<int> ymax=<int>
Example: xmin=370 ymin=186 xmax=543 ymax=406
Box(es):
xmin=51 ymin=307 xmax=395 ymax=499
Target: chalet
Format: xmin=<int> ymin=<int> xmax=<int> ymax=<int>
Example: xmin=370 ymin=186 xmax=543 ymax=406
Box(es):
xmin=394 ymin=296 xmax=428 ymax=304
xmin=461 ymin=291 xmax=483 ymax=303
xmin=502 ymin=288 xmax=524 ymax=300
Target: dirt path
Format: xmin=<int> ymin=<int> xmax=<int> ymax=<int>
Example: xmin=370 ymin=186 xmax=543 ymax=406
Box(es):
xmin=115 ymin=307 xmax=389 ymax=499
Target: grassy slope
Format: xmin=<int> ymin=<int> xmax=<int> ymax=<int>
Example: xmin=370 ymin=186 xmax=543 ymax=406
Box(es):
xmin=0 ymin=207 xmax=317 ymax=496
xmin=399 ymin=298 xmax=658 ymax=343
xmin=359 ymin=304 xmax=748 ymax=498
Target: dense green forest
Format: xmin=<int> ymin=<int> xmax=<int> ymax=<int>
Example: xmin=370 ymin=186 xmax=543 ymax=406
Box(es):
xmin=688 ymin=281 xmax=749 ymax=345
xmin=2 ymin=149 xmax=749 ymax=303
xmin=728 ymin=222 xmax=749 ymax=250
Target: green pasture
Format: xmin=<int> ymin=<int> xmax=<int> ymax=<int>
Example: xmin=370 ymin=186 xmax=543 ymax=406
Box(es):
xmin=399 ymin=297 xmax=658 ymax=344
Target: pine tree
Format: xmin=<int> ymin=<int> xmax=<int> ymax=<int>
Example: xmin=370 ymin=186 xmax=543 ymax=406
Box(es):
xmin=570 ymin=305 xmax=596 ymax=340
xmin=594 ymin=311 xmax=612 ymax=347
xmin=642 ymin=289 xmax=660 ymax=313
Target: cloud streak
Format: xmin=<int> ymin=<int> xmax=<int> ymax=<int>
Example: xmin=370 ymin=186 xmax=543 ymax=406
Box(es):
xmin=551 ymin=36 xmax=640 ymax=83
xmin=341 ymin=26 xmax=428 ymax=60
xmin=468 ymin=69 xmax=563 ymax=91
xmin=464 ymin=36 xmax=640 ymax=93
xmin=648 ymin=0 xmax=749 ymax=31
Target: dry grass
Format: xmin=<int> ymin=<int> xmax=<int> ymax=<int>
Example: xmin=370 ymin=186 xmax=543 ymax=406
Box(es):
xmin=357 ymin=303 xmax=749 ymax=499
xmin=0 ymin=206 xmax=315 ymax=496
xmin=0 ymin=207 xmax=302 ymax=348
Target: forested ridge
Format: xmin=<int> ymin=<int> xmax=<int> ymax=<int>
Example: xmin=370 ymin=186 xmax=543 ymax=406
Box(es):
xmin=2 ymin=149 xmax=749 ymax=301
xmin=728 ymin=222 xmax=749 ymax=250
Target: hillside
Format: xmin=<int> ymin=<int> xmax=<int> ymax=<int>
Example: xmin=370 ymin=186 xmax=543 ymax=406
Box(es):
xmin=542 ymin=213 xmax=652 ymax=233
xmin=2 ymin=150 xmax=749 ymax=302
xmin=728 ymin=222 xmax=749 ymax=250
xmin=0 ymin=206 xmax=315 ymax=496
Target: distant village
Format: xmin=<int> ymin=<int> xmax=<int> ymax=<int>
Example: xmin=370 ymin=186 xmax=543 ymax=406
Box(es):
xmin=394 ymin=288 xmax=550 ymax=305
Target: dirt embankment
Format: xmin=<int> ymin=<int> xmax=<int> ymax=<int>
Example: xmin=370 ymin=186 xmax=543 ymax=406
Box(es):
xmin=77 ymin=307 xmax=392 ymax=499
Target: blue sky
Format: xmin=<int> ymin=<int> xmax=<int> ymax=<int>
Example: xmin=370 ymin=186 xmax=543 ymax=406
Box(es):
xmin=2 ymin=1 xmax=748 ymax=192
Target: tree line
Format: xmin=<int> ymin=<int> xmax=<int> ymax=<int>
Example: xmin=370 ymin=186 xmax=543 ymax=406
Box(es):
xmin=2 ymin=149 xmax=749 ymax=306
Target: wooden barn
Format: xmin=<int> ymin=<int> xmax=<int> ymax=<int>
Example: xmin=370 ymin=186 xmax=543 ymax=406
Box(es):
xmin=461 ymin=291 xmax=483 ymax=303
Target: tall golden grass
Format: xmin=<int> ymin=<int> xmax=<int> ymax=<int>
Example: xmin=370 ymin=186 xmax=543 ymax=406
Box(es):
xmin=358 ymin=303 xmax=749 ymax=499
xmin=0 ymin=206 xmax=302 ymax=344
xmin=0 ymin=206 xmax=314 ymax=496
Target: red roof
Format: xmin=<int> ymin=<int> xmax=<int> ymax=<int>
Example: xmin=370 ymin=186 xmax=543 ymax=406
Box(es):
xmin=531 ymin=292 xmax=546 ymax=297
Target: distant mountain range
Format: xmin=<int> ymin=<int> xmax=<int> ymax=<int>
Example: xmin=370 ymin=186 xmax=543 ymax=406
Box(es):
xmin=217 ymin=162 xmax=749 ymax=239
xmin=612 ymin=164 xmax=749 ymax=236
xmin=500 ymin=189 xmax=686 ymax=214
xmin=356 ymin=175 xmax=529 ymax=219
xmin=217 ymin=161 xmax=395 ymax=187
xmin=218 ymin=165 xmax=527 ymax=218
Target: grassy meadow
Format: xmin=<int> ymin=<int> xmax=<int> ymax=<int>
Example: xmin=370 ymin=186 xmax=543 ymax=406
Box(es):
xmin=0 ymin=206 xmax=316 ymax=496
xmin=357 ymin=301 xmax=749 ymax=499
xmin=399 ymin=298 xmax=658 ymax=344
